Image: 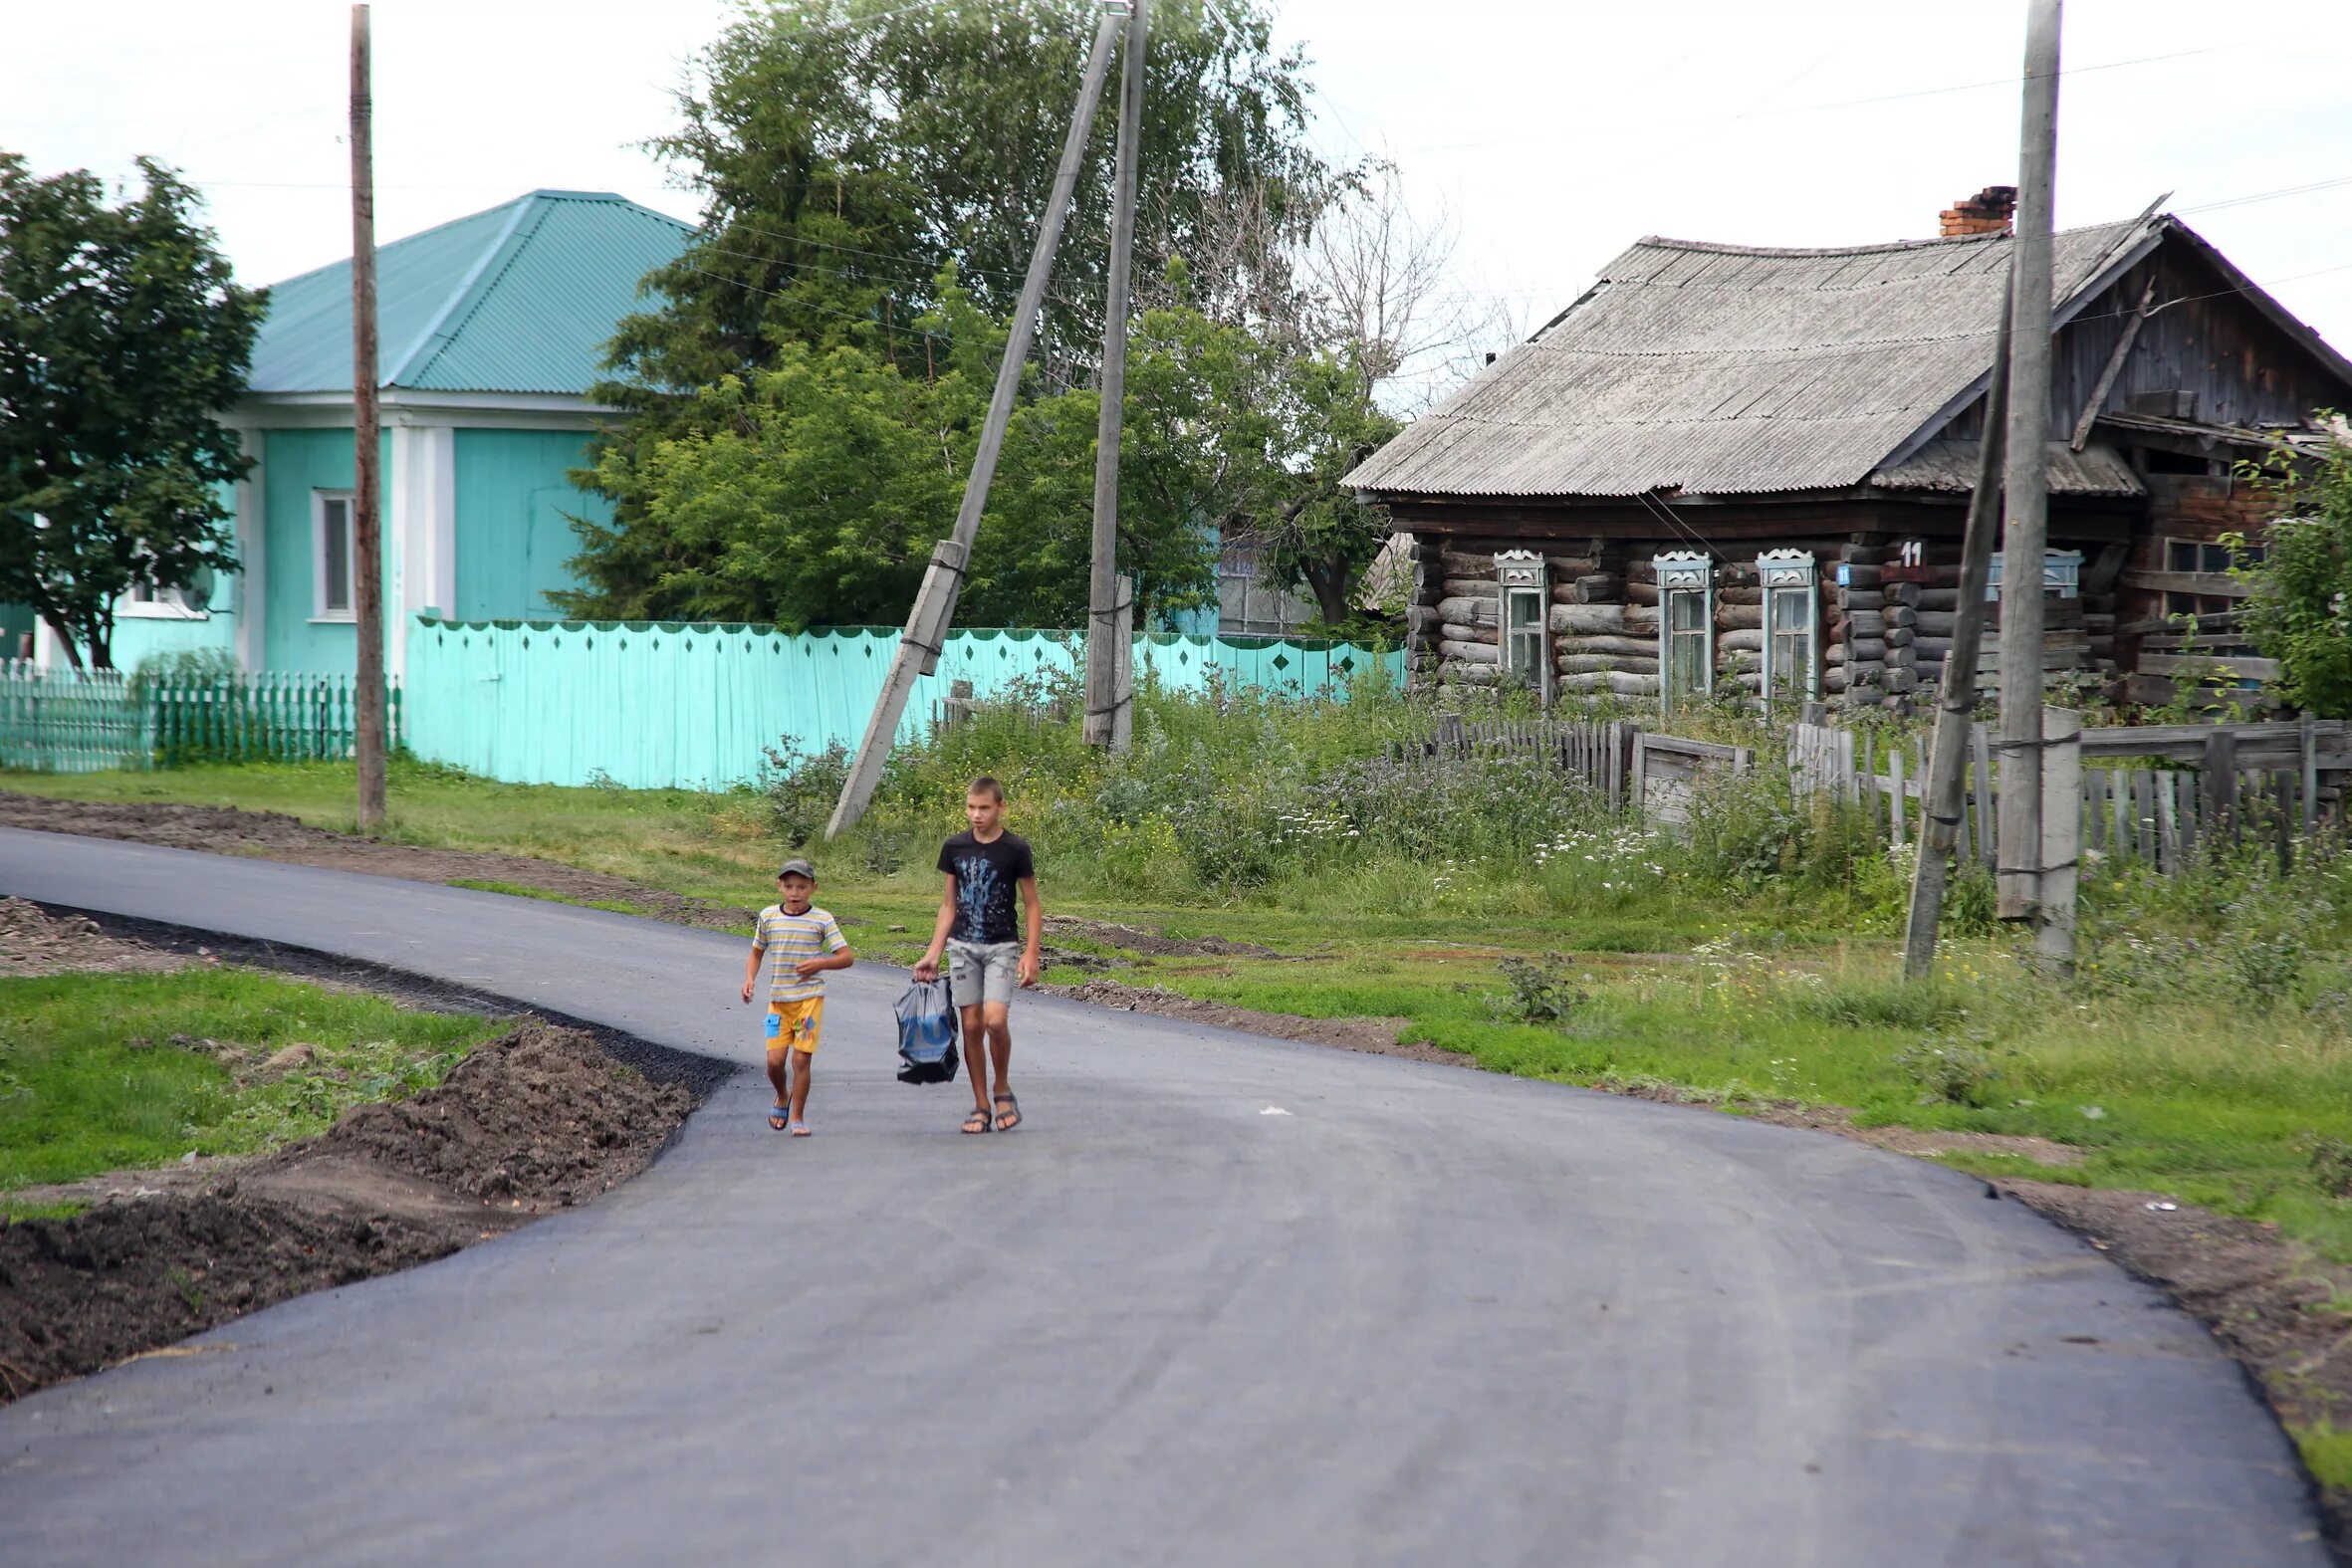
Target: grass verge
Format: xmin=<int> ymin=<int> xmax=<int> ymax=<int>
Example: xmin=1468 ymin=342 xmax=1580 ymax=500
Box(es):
xmin=0 ymin=967 xmax=500 ymax=1192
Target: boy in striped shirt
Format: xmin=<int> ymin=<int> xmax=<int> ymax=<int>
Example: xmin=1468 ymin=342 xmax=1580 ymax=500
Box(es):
xmin=740 ymin=857 xmax=853 ymax=1136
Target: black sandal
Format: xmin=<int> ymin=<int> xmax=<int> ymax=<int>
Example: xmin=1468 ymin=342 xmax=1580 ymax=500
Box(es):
xmin=993 ymin=1092 xmax=1021 ymax=1133
xmin=962 ymin=1106 xmax=993 ymax=1135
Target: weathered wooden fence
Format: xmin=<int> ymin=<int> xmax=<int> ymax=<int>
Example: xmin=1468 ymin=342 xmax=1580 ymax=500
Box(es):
xmin=1788 ymin=715 xmax=2352 ymax=872
xmin=1390 ymin=716 xmax=1753 ymax=820
xmin=0 ymin=662 xmax=398 ymax=774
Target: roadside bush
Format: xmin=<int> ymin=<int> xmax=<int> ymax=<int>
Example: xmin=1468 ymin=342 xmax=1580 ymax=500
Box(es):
xmin=1491 ymin=953 xmax=1587 ymax=1026
xmin=1895 ymin=1034 xmax=2004 ymax=1107
xmin=758 ymin=734 xmax=850 ymax=847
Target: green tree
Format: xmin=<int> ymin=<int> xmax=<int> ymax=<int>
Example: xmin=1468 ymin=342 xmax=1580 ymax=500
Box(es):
xmin=2234 ymin=428 xmax=2352 ymax=716
xmin=0 ymin=155 xmax=261 ymax=669
xmin=560 ymin=279 xmax=1218 ymax=628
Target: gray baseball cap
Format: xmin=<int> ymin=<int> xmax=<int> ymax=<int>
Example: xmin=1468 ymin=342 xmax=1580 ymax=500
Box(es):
xmin=777 ymin=857 xmax=817 ymax=880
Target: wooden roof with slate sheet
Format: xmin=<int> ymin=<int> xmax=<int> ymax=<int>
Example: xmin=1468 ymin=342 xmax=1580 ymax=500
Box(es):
xmin=1342 ymin=212 xmax=2344 ymax=503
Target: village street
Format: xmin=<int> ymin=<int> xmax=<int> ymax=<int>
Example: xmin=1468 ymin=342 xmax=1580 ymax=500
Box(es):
xmin=0 ymin=827 xmax=2326 ymax=1565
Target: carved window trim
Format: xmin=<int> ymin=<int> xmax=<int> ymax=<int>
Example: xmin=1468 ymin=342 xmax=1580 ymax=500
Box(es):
xmin=1495 ymin=550 xmax=1550 ymax=702
xmin=1757 ymin=549 xmax=1818 ymax=706
xmin=1653 ymin=551 xmax=1714 ymax=711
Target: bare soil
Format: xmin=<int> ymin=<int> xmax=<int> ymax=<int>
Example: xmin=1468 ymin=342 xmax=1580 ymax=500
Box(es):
xmin=1044 ymin=915 xmax=1287 ymax=960
xmin=0 ymin=792 xmax=752 ymax=931
xmin=0 ymin=1019 xmax=696 ymax=1402
xmin=0 ymin=896 xmax=190 ymax=978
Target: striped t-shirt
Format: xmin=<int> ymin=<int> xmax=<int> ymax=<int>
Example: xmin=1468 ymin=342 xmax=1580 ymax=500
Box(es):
xmin=755 ymin=904 xmax=849 ymax=1003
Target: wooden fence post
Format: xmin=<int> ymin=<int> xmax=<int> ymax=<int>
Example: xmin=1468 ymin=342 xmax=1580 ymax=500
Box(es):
xmin=2203 ymin=728 xmax=2236 ymax=851
xmin=2037 ymin=707 xmax=2080 ymax=968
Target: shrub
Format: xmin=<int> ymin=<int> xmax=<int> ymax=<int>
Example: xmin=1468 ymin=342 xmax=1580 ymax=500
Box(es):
xmin=1895 ymin=1034 xmax=2002 ymax=1107
xmin=1491 ymin=953 xmax=1587 ymax=1026
xmin=758 ymin=734 xmax=850 ymax=847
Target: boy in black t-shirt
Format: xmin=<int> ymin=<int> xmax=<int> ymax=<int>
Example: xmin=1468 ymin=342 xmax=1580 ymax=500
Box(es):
xmin=914 ymin=777 xmax=1042 ymax=1133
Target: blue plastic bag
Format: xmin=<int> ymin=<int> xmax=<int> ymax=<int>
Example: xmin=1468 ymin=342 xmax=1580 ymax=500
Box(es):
xmin=894 ymin=978 xmax=960 ymax=1084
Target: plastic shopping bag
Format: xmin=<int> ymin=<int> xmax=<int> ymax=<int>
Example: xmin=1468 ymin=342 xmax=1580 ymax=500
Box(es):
xmin=894 ymin=978 xmax=961 ymax=1084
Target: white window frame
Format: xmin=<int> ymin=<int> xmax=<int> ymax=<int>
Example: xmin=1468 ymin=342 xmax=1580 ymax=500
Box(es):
xmin=1494 ymin=550 xmax=1550 ymax=702
xmin=1653 ymin=551 xmax=1714 ymax=711
xmin=118 ymin=578 xmax=210 ymax=621
xmin=1757 ymin=550 xmax=1818 ymax=706
xmin=312 ymin=490 xmax=356 ymax=621
xmin=1984 ymin=549 xmax=2083 ymax=600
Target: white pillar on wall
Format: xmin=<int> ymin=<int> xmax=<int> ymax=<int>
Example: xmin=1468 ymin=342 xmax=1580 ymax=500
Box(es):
xmin=388 ymin=422 xmax=456 ymax=683
xmin=233 ymin=428 xmax=267 ymax=673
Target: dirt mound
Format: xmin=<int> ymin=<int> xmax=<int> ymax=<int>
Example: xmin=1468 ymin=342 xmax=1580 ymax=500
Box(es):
xmin=0 ymin=1020 xmax=696 ymax=1402
xmin=1047 ymin=976 xmax=1443 ymax=1062
xmin=295 ymin=1020 xmax=689 ymax=1205
xmin=0 ymin=896 xmax=187 ymax=978
xmin=1045 ymin=915 xmax=1285 ymax=960
xmin=0 ymin=792 xmax=751 ymax=933
xmin=0 ymin=1195 xmax=450 ymax=1398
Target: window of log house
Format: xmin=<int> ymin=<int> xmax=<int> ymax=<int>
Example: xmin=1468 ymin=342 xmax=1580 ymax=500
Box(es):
xmin=1757 ymin=550 xmax=1817 ymax=706
xmin=1984 ymin=550 xmax=2082 ymax=599
xmin=1653 ymin=552 xmax=1714 ymax=712
xmin=1494 ymin=551 xmax=1550 ymax=701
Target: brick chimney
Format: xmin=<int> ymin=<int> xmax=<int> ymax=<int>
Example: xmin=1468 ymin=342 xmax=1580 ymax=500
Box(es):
xmin=1939 ymin=186 xmax=2017 ymax=237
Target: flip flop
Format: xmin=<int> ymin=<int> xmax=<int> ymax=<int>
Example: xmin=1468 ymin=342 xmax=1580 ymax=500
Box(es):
xmin=961 ymin=1106 xmax=993 ymax=1135
xmin=993 ymin=1092 xmax=1021 ymax=1133
xmin=768 ymin=1105 xmax=789 ymax=1131
xmin=789 ymin=1120 xmax=812 ymax=1137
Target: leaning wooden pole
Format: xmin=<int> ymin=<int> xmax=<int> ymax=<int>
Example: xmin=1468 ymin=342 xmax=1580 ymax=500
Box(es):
xmin=350 ymin=2 xmax=387 ymax=828
xmin=1995 ymin=0 xmax=2062 ymax=921
xmin=1903 ymin=271 xmax=2014 ymax=982
xmin=1084 ymin=0 xmax=1147 ymax=750
xmin=827 ymin=11 xmax=1122 ymax=837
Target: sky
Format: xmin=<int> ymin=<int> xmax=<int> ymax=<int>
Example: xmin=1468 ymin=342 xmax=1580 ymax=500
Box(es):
xmin=11 ymin=0 xmax=2352 ymax=394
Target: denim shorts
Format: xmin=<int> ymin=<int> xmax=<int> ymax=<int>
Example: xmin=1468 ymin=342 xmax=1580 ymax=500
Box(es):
xmin=946 ymin=939 xmax=1023 ymax=1006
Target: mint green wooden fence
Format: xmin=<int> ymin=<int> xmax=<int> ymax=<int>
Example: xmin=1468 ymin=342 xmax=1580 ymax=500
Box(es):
xmin=147 ymin=672 xmax=402 ymax=765
xmin=402 ymin=616 xmax=1400 ymax=789
xmin=0 ymin=662 xmax=147 ymax=774
xmin=0 ymin=661 xmax=399 ymax=774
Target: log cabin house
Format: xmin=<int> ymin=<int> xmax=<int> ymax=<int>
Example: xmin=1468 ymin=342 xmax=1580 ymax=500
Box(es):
xmin=1342 ymin=191 xmax=2352 ymax=711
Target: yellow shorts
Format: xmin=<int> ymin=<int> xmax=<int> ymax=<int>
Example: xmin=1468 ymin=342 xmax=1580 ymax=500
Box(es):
xmin=765 ymin=997 xmax=823 ymax=1054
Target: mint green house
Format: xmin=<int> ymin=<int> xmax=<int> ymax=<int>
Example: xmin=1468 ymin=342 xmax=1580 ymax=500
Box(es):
xmin=107 ymin=189 xmax=690 ymax=678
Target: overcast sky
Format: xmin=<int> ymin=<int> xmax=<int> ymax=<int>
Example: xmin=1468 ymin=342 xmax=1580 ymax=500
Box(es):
xmin=13 ymin=0 xmax=2351 ymax=384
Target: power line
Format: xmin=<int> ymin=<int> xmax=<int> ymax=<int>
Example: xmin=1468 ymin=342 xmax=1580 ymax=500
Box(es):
xmin=1746 ymin=42 xmax=2247 ymax=119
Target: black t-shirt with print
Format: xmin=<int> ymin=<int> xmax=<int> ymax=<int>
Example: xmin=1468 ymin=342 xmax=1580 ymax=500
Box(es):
xmin=938 ymin=830 xmax=1035 ymax=945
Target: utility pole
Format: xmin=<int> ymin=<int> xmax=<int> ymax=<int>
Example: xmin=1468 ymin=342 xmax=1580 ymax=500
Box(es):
xmin=1904 ymin=273 xmax=2013 ymax=981
xmin=1084 ymin=0 xmax=1146 ymax=750
xmin=350 ymin=3 xmax=387 ymax=829
xmin=827 ymin=9 xmax=1122 ymax=838
xmin=1995 ymin=0 xmax=2062 ymax=922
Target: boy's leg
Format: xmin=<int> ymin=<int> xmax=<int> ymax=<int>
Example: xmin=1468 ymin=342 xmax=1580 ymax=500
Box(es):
xmin=985 ymin=942 xmax=1020 ymax=1128
xmin=763 ymin=1048 xmax=792 ymax=1128
xmin=789 ymin=1045 xmax=815 ymax=1126
xmin=961 ymin=1002 xmax=992 ymax=1120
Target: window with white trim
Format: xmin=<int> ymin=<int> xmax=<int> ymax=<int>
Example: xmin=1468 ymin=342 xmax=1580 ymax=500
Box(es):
xmin=1653 ymin=552 xmax=1713 ymax=712
xmin=1757 ymin=550 xmax=1817 ymax=707
xmin=314 ymin=491 xmax=355 ymax=619
xmin=1495 ymin=551 xmax=1550 ymax=701
xmin=1984 ymin=549 xmax=2083 ymax=600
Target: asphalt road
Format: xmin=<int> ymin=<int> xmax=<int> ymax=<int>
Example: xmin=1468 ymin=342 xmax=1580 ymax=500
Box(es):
xmin=0 ymin=827 xmax=2328 ymax=1566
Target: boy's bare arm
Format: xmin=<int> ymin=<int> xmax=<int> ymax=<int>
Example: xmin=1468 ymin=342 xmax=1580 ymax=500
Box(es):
xmin=913 ymin=876 xmax=958 ymax=981
xmin=793 ymin=946 xmax=855 ymax=979
xmin=1018 ymin=874 xmax=1043 ymax=988
xmin=741 ymin=943 xmax=765 ymax=1005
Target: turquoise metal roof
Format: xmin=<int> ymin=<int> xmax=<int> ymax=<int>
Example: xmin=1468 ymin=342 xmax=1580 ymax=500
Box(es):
xmin=244 ymin=190 xmax=693 ymax=398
